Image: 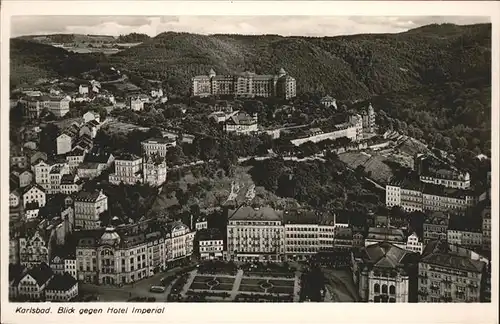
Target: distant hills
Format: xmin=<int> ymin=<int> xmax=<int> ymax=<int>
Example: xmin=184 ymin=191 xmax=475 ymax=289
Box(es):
xmin=16 ymin=32 xmax=150 ymax=45
xmin=11 ymin=23 xmax=491 ymax=100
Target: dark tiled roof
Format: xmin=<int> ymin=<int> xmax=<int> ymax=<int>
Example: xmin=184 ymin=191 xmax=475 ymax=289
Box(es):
xmin=283 ymin=209 xmax=319 ymax=225
xmin=198 ymin=228 xmax=223 ymax=241
xmin=9 ymin=264 xmax=27 ymax=284
xmin=22 ymin=183 xmax=45 ymax=195
xmin=84 ymin=149 xmax=112 ymax=164
xmin=363 ymin=242 xmax=413 ymax=269
xmin=69 ymin=147 xmax=85 ymax=156
xmin=75 ymin=190 xmax=105 ymax=203
xmin=116 ymin=153 xmax=141 ymax=161
xmin=60 ymin=174 xmax=77 ymax=184
xmin=421 ymin=252 xmax=485 ymax=273
xmin=226 ymin=112 xmax=257 ymax=126
xmin=50 ymin=165 xmax=65 ymax=174
xmin=424 ymin=212 xmax=449 ymax=226
xmin=448 ymin=215 xmax=482 ymax=232
xmin=45 ymin=273 xmax=77 ymax=291
xmin=422 ymin=182 xmax=474 ymax=199
xmin=78 ymin=162 xmax=100 ymax=169
xmin=27 ymin=262 xmax=54 ymax=286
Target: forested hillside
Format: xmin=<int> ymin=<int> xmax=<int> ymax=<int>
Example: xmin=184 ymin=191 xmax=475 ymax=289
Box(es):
xmin=106 ymin=23 xmax=491 ymax=99
xmin=10 ymin=39 xmax=106 ymax=88
xmin=10 ymin=24 xmax=492 ymax=159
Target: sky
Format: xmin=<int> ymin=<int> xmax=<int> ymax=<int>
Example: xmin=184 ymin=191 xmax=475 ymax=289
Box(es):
xmin=11 ymin=16 xmax=490 ymax=38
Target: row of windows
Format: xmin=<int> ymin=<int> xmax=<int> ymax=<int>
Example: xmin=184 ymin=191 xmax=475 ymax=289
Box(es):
xmin=373 ymin=284 xmax=396 ymax=294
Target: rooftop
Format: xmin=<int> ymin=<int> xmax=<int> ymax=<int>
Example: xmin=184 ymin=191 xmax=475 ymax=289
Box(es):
xmin=116 ymin=153 xmax=141 ymax=161
xmin=60 ymin=174 xmax=77 ymax=184
xmin=283 ymin=209 xmax=320 ymax=225
xmin=388 ymin=172 xmax=422 ymax=191
xmin=362 ymin=242 xmax=414 ymax=269
xmin=226 ymin=112 xmax=257 ymax=126
xmin=49 ymin=165 xmax=65 ymax=174
xmin=448 ymin=215 xmax=482 ymax=232
xmin=75 ymin=190 xmax=106 ymax=203
xmin=229 ymin=206 xmax=283 ymax=221
xmin=45 ymin=273 xmax=77 ymax=291
xmin=142 ymin=137 xmax=176 ymax=145
xmin=198 ymin=228 xmax=223 ymax=241
xmin=26 ymin=262 xmax=53 ymax=286
xmin=422 ymin=182 xmax=474 ymax=199
xmin=78 ymin=162 xmax=100 ymax=169
xmin=22 ymin=183 xmax=45 ymax=195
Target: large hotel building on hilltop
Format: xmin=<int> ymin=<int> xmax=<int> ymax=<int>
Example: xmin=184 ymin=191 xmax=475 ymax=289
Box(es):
xmin=191 ymin=68 xmax=297 ymax=99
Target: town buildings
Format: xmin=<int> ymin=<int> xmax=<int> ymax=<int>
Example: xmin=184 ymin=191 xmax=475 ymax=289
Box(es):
xmin=56 ymin=133 xmax=73 ymax=155
xmin=44 ymin=273 xmax=79 ymax=302
xmin=47 ymin=97 xmax=71 ymax=117
xmin=83 ymin=111 xmax=100 ymax=124
xmin=447 ymin=215 xmax=483 ymax=249
xmin=191 ymin=68 xmax=296 ymax=99
xmin=227 ymin=206 xmax=285 ymax=262
xmin=198 ymin=229 xmax=224 ymax=260
xmin=16 ymin=262 xmax=54 ymax=301
xmin=418 ymin=240 xmax=486 ymax=302
xmin=48 ymin=164 xmax=71 ymax=194
xmin=129 ymin=97 xmax=145 ymax=111
xmin=423 ymin=212 xmax=449 ymax=245
xmin=60 ymin=174 xmax=83 ymax=195
xmin=282 ymin=209 xmax=337 ymax=260
xmin=50 ymin=252 xmax=77 ymax=279
xmin=481 ymin=202 xmax=491 ymax=251
xmin=19 ymin=229 xmax=50 ymax=268
xmin=10 ymin=192 xmax=24 ymax=222
xmin=75 ymin=220 xmax=194 ymax=285
xmin=364 ymin=227 xmax=406 ymax=249
xmin=143 ymin=155 xmax=167 ymax=187
xmin=289 ymin=123 xmax=358 ymax=146
xmin=74 ymin=190 xmax=108 ymax=230
xmin=361 ymin=103 xmax=376 ymax=134
xmin=151 ymin=88 xmax=164 ymax=98
xmin=224 ymin=111 xmax=259 ymax=134
xmin=320 ymin=95 xmax=337 ymax=109
xmin=386 ymin=174 xmax=476 ymax=214
xmin=406 ymin=232 xmax=424 ymax=254
xmin=22 ymin=184 xmax=46 ymax=208
xmin=109 ymin=154 xmax=143 ymax=185
xmin=66 ymin=148 xmax=86 ymax=170
xmin=33 ymin=159 xmax=54 ymax=190
xmin=415 ymin=154 xmax=471 ymax=190
xmin=353 ymin=242 xmax=418 ymax=302
xmin=141 ymin=138 xmax=176 ymax=157
xmin=11 ymin=169 xmax=33 ymax=188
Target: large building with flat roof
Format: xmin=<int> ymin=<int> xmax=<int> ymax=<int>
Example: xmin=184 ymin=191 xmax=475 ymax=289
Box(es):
xmin=226 ymin=206 xmax=284 ymax=262
xmin=191 ymin=68 xmax=296 ymax=99
xmin=386 ymin=172 xmax=476 ymax=214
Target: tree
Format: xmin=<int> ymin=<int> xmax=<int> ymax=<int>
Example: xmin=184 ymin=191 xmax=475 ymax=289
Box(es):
xmin=39 ymin=123 xmax=60 ymax=156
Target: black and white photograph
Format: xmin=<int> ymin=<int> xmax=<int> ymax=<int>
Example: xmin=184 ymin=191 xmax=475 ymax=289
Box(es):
xmin=1 ymin=1 xmax=498 ymax=324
